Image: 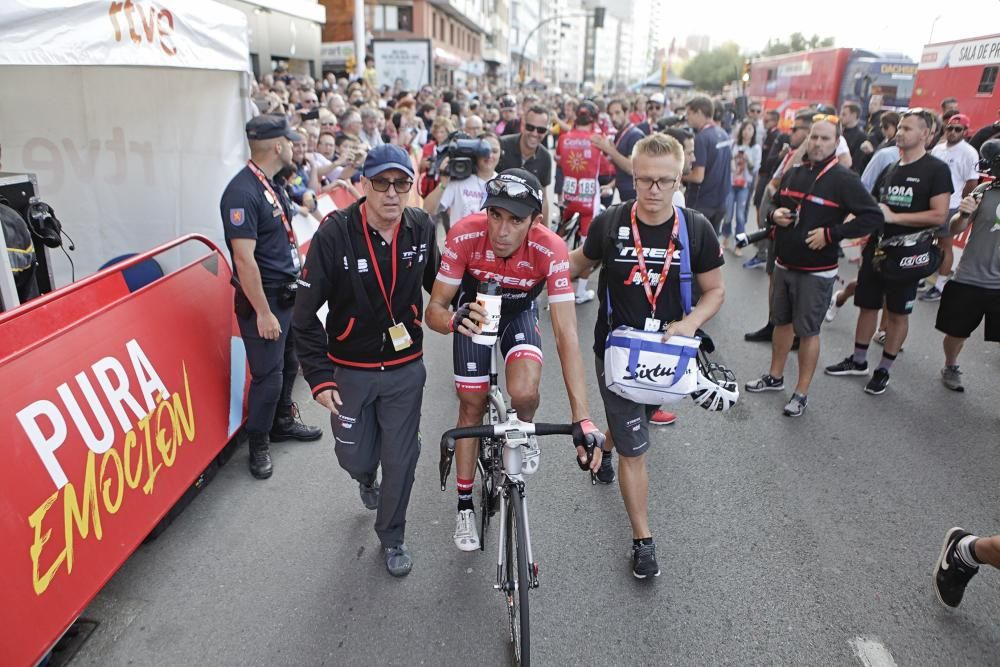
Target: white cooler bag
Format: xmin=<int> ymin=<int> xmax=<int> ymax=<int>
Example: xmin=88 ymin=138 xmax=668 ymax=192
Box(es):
xmin=604 ymin=326 xmax=701 ymax=405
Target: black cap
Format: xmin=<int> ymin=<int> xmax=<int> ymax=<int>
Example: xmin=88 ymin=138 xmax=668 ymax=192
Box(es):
xmin=481 ymin=168 xmax=543 ymax=219
xmin=246 ymin=114 xmax=302 ymax=141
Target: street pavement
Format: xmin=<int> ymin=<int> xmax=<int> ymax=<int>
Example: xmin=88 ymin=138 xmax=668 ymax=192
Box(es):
xmin=75 ymin=250 xmax=1000 ymax=666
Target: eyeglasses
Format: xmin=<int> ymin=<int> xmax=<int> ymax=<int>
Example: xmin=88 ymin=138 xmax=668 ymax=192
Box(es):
xmin=646 ymin=104 xmax=663 ymax=110
xmin=812 ymin=113 xmax=840 ymax=124
xmin=749 ymin=108 xmax=762 ymax=114
xmin=634 ymin=176 xmax=679 ymax=191
xmin=523 ymin=123 xmax=548 ymax=135
xmin=369 ymin=177 xmax=413 ymax=193
xmin=485 ymin=177 xmax=543 ymax=209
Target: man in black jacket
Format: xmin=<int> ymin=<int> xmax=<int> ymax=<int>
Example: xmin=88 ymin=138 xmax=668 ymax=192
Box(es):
xmin=745 ymin=117 xmax=883 ymax=417
xmin=292 ymin=144 xmax=439 ymax=577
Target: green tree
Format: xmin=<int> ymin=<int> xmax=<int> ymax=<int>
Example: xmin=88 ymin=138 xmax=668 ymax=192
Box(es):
xmin=680 ymin=42 xmax=743 ymax=92
xmin=760 ymin=33 xmax=834 ymax=57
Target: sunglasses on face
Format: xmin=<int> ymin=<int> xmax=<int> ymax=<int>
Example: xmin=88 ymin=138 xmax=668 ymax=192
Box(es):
xmin=647 ymin=104 xmax=663 ymax=110
xmin=369 ymin=177 xmax=413 ymax=193
xmin=946 ymin=126 xmax=965 ymax=132
xmin=749 ymin=108 xmax=762 ymax=114
xmin=485 ymin=177 xmax=543 ymax=209
xmin=523 ymin=123 xmax=548 ymax=135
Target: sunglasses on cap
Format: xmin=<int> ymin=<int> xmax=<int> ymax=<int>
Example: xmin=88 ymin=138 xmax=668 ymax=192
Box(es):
xmin=523 ymin=123 xmax=548 ymax=135
xmin=485 ymin=176 xmax=543 ymax=209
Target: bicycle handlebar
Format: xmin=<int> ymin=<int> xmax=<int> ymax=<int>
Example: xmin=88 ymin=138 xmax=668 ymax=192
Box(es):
xmin=438 ymin=422 xmax=577 ymax=491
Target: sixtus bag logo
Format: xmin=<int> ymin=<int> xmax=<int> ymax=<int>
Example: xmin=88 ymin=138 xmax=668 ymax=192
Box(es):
xmin=108 ymin=1 xmax=177 ymax=56
xmin=15 ymin=339 xmax=197 ymax=595
xmin=623 ymin=362 xmax=675 ymax=382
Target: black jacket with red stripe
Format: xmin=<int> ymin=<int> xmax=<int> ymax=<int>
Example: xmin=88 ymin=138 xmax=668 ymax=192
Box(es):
xmin=291 ymin=199 xmax=439 ymax=398
xmin=769 ymin=155 xmax=883 ymax=272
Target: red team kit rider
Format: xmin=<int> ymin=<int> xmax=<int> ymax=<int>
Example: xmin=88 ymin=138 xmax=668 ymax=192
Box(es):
xmin=426 ymin=168 xmax=604 ymax=552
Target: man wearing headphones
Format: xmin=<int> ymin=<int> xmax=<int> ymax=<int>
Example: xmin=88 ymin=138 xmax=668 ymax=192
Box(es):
xmin=220 ymin=115 xmax=323 ymax=481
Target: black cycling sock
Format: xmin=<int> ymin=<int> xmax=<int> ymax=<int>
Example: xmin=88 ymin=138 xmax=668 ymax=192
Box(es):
xmin=632 ymin=537 xmax=654 ymax=547
xmin=457 ymin=495 xmax=474 ymax=512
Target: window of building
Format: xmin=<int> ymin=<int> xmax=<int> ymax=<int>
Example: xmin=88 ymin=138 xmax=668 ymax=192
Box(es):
xmin=450 ymin=24 xmax=454 ymax=45
xmin=373 ymin=5 xmax=411 ymax=31
xmin=978 ymin=66 xmax=998 ymax=95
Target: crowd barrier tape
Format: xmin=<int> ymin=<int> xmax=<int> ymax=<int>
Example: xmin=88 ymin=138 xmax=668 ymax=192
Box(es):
xmin=0 ymin=234 xmax=244 ymax=666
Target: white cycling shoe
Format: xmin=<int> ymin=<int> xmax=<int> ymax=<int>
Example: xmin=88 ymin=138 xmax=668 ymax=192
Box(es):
xmin=454 ymin=509 xmax=480 ymax=551
xmin=521 ymin=435 xmax=540 ymax=475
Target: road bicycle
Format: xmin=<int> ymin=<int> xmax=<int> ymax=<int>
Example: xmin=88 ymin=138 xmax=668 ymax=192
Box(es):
xmin=439 ymin=345 xmax=593 ymax=666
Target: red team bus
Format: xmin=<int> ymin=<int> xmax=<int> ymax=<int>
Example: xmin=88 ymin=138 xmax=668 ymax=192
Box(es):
xmin=747 ymin=47 xmax=917 ymax=127
xmin=911 ymin=33 xmax=1000 ymax=131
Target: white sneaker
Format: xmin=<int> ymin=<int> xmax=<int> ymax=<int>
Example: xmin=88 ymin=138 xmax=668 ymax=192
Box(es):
xmin=825 ymin=290 xmax=841 ymax=322
xmin=521 ymin=435 xmax=540 ymax=474
xmin=575 ymin=289 xmax=595 ymax=305
xmin=453 ymin=509 xmax=480 ymax=551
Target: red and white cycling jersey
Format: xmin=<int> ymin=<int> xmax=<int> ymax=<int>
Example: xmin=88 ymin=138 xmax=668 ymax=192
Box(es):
xmin=436 ymin=212 xmax=575 ymax=318
xmin=556 ymin=128 xmax=602 ymax=216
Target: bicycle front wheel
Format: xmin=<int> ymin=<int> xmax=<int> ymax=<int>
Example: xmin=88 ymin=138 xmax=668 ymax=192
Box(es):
xmin=504 ymin=487 xmax=531 ymax=665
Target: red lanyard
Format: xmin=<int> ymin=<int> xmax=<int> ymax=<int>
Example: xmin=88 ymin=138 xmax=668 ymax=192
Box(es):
xmin=629 ymin=203 xmax=678 ymax=317
xmin=614 ymin=123 xmax=634 ymax=149
xmin=246 ymin=160 xmax=296 ymax=246
xmin=360 ymin=204 xmax=399 ymax=323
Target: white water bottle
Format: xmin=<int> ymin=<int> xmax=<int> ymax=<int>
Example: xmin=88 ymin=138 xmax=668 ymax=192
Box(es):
xmin=471 ymin=278 xmax=502 ymax=346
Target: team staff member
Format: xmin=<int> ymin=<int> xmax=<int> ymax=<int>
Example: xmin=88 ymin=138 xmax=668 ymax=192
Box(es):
xmin=744 ymin=117 xmax=883 ymax=417
xmin=220 ymin=115 xmax=322 ymax=481
xmin=497 ymin=105 xmax=554 ymax=225
xmin=569 ymin=134 xmax=725 ymax=580
xmin=292 ymin=144 xmax=439 ymax=578
xmin=684 ymin=95 xmax=733 ymax=234
xmin=825 ymin=108 xmax=953 ymax=395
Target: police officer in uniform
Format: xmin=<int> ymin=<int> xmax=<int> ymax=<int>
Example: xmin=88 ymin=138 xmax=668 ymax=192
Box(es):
xmin=220 ymin=115 xmax=322 ymax=480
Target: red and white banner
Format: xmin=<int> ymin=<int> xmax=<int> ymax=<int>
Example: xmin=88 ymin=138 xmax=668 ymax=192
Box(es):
xmin=0 ymin=237 xmax=241 ymax=666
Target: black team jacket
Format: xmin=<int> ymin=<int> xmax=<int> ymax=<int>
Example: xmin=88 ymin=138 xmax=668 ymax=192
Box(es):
xmin=769 ymin=154 xmax=884 ymax=272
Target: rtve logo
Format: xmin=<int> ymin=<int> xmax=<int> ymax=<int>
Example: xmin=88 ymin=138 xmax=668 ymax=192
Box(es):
xmin=108 ymin=1 xmax=177 ymax=56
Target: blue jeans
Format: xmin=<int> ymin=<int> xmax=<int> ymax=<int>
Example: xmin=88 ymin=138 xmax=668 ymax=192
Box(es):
xmin=721 ymin=185 xmax=749 ymax=237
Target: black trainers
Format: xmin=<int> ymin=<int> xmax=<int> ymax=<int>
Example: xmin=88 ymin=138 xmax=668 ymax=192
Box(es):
xmin=359 ymin=478 xmax=380 ymax=510
xmin=248 ymin=434 xmax=273 ymax=480
xmin=744 ymin=323 xmax=774 ymax=343
xmin=270 ymin=403 xmax=323 ymax=442
xmin=384 ymin=544 xmax=413 ymax=577
xmin=824 ymin=356 xmax=869 ymax=376
xmin=632 ymin=540 xmax=660 ymax=579
xmin=933 ymin=527 xmax=979 ymax=608
xmin=745 ymin=374 xmax=784 ymax=392
xmin=594 ymin=449 xmax=615 ymax=484
xmin=864 ymin=368 xmax=890 ymax=395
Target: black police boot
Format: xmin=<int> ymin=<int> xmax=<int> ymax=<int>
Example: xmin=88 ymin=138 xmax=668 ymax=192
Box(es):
xmin=248 ymin=433 xmax=273 ymax=479
xmin=270 ymin=403 xmax=323 ymax=442
xmin=744 ymin=322 xmax=774 ymax=343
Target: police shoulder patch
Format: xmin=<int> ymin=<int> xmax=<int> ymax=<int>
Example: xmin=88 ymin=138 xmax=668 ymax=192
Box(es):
xmin=229 ymin=208 xmax=246 ymax=226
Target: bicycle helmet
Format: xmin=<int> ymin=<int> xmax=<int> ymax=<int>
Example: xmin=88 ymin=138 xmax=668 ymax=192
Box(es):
xmin=691 ymin=357 xmax=739 ymax=411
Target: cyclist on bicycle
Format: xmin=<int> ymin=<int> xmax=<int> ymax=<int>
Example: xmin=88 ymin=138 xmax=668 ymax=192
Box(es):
xmin=426 ymin=168 xmax=605 ymax=551
xmin=556 ymin=101 xmax=605 ymax=304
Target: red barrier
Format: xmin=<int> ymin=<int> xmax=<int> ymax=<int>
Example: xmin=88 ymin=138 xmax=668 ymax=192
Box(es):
xmin=0 ymin=235 xmax=239 ymax=666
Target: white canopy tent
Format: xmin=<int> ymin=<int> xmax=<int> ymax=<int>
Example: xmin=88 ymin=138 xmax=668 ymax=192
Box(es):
xmin=0 ymin=0 xmax=252 ymax=286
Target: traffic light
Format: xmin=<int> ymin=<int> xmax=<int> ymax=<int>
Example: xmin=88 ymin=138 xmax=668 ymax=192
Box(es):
xmin=594 ymin=7 xmax=605 ymax=28
xmin=741 ymin=59 xmax=751 ymax=83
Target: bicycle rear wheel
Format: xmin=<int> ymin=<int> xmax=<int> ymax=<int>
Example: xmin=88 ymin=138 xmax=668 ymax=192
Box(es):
xmin=504 ymin=487 xmax=530 ymax=665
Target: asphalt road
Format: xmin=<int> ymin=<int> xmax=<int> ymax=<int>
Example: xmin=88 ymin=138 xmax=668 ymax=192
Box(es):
xmin=75 ymin=251 xmax=1000 ymax=666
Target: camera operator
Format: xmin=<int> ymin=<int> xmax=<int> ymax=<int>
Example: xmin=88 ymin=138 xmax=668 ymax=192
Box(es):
xmin=744 ymin=116 xmax=882 ymax=417
xmin=422 ymin=132 xmax=500 ymax=231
